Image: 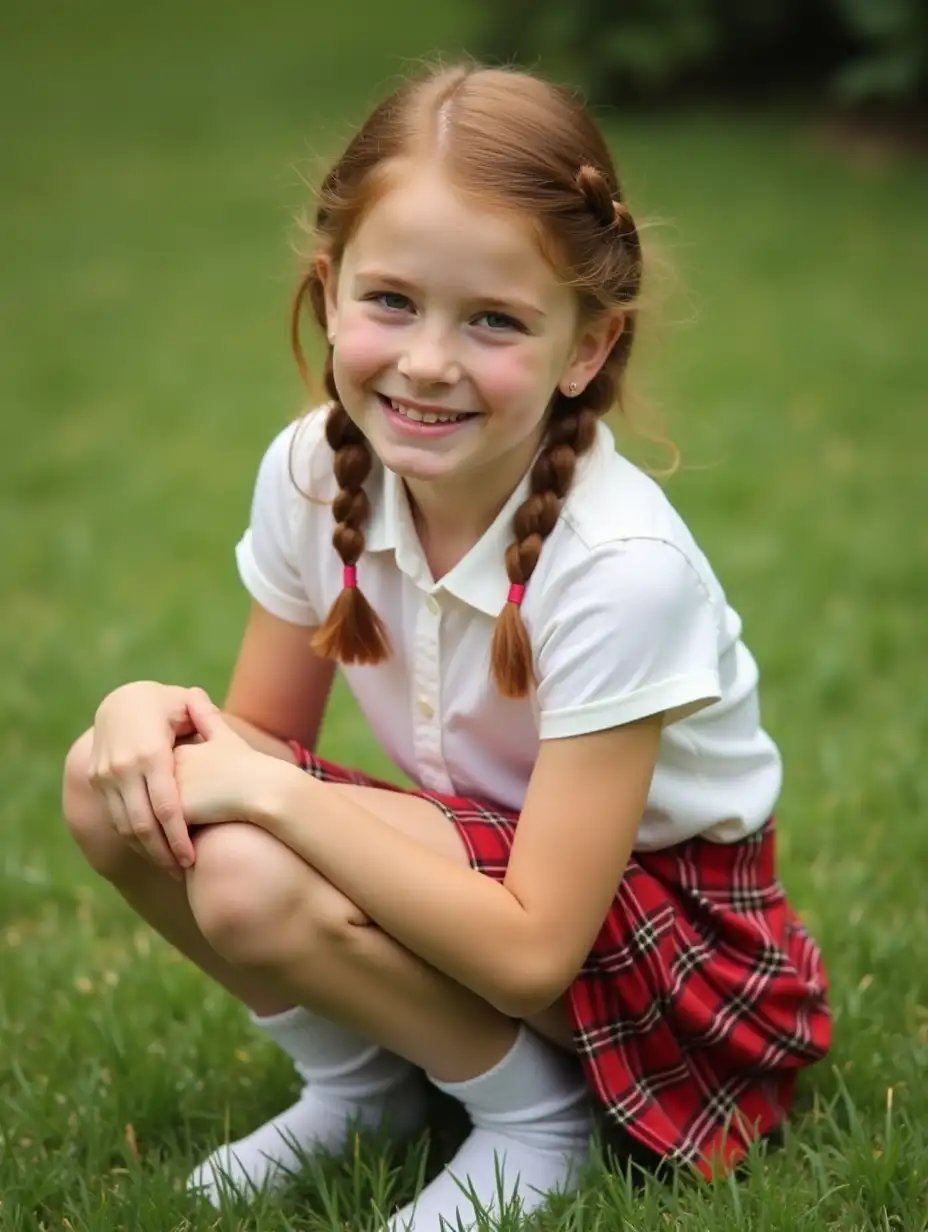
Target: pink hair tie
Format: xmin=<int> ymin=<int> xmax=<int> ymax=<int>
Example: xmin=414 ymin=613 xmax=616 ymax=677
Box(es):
xmin=343 ymin=564 xmax=358 ymax=589
xmin=507 ymin=583 xmax=526 ymax=606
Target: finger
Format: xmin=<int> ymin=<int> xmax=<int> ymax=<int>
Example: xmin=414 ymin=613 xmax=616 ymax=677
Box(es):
xmin=100 ymin=784 xmax=132 ymax=839
xmin=101 ymin=785 xmax=181 ymax=879
xmin=185 ymin=689 xmax=225 ymax=742
xmin=146 ymin=759 xmax=195 ymax=869
xmin=120 ymin=778 xmax=183 ymax=875
xmin=173 ymin=732 xmax=204 ymax=747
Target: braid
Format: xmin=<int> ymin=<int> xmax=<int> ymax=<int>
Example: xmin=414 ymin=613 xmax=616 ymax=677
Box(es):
xmin=575 ymin=164 xmax=615 ymax=230
xmin=307 ymin=350 xmax=391 ymax=666
xmin=290 ymin=263 xmax=390 ymax=666
xmin=490 ymin=165 xmax=638 ymax=700
xmin=573 ymin=163 xmax=643 ymax=376
xmin=575 ymin=164 xmax=642 ymax=269
xmin=490 ymin=392 xmax=601 ymax=698
xmin=609 ymin=199 xmax=642 ymax=373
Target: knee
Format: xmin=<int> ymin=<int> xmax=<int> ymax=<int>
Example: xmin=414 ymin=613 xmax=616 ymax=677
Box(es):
xmin=61 ymin=729 xmax=133 ymax=878
xmin=187 ymin=823 xmax=369 ymax=967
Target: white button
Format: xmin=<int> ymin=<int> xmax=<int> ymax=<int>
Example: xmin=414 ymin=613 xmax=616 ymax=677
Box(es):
xmin=417 ymin=697 xmax=435 ymax=718
xmin=425 ymin=595 xmax=440 ymax=616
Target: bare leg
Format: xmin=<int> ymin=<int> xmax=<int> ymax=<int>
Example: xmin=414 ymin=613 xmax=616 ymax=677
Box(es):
xmin=64 ymin=729 xmax=573 ymax=1067
xmin=180 ymin=813 xmax=591 ymax=1227
xmin=63 ymin=729 xmax=590 ymax=1221
xmin=327 ymin=784 xmax=576 ymax=1054
xmin=185 ymin=819 xmax=517 ymax=1080
xmin=63 ymin=729 xmax=516 ymax=1078
xmin=63 ymin=730 xmax=293 ymax=1016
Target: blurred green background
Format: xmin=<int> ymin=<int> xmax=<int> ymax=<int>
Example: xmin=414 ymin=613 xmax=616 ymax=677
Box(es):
xmin=478 ymin=0 xmax=928 ymax=108
xmin=2 ymin=1 xmax=927 ymax=1227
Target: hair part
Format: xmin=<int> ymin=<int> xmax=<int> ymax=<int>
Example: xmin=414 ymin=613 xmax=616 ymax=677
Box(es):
xmin=291 ymin=61 xmax=661 ymax=698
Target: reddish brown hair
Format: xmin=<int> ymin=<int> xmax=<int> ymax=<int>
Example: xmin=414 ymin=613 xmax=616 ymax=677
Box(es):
xmin=292 ymin=63 xmax=646 ymax=698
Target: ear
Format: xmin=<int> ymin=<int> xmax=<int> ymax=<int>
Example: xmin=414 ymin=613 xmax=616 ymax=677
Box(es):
xmin=559 ymin=310 xmax=625 ymax=398
xmin=315 ymin=252 xmax=340 ymax=342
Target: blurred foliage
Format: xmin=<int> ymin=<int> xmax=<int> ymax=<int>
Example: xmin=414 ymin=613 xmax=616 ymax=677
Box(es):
xmin=476 ymin=0 xmax=928 ymax=107
xmin=832 ymin=0 xmax=928 ymax=104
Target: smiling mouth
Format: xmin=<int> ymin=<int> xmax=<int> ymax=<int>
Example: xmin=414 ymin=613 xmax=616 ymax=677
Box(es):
xmin=378 ymin=394 xmax=477 ymax=425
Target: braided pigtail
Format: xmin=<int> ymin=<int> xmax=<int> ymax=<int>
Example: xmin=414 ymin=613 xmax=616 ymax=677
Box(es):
xmin=574 ymin=162 xmax=643 ymax=366
xmin=491 ymin=163 xmax=641 ymax=699
xmin=574 ymin=163 xmax=676 ymax=474
xmin=290 ymin=265 xmax=391 ymax=666
xmin=490 ymin=394 xmax=601 ymax=698
xmin=308 ymin=358 xmax=391 ymax=665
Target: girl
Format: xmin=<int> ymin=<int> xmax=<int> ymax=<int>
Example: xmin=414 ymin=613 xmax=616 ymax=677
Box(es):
xmin=63 ymin=63 xmax=831 ymax=1230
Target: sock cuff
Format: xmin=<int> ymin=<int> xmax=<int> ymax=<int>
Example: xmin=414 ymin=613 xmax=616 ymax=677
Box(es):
xmin=429 ymin=1025 xmax=528 ymax=1095
xmin=248 ymin=1005 xmax=307 ymax=1030
xmin=430 ymin=1026 xmax=589 ymax=1123
xmin=248 ymin=1004 xmax=414 ymax=1090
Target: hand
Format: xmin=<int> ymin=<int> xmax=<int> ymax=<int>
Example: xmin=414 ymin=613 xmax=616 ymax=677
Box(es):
xmin=174 ymin=693 xmax=286 ymax=829
xmin=89 ymin=681 xmax=206 ymax=877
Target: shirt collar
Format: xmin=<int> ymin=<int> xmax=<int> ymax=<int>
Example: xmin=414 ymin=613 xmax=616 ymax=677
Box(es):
xmin=361 ymin=422 xmax=610 ymax=617
xmin=363 ymin=464 xmax=529 ymax=617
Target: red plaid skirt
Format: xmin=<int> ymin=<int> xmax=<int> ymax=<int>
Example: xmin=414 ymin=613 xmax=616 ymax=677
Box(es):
xmin=290 ymin=747 xmax=831 ymax=1177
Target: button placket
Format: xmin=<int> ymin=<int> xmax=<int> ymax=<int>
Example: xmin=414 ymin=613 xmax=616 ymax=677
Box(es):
xmin=411 ymin=589 xmax=453 ymax=793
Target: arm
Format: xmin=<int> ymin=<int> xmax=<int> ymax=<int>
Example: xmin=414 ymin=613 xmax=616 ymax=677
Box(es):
xmin=255 ymin=713 xmax=662 ymax=1018
xmin=244 ymin=542 xmax=720 ymax=1013
xmin=221 ymin=600 xmax=337 ymax=760
xmin=214 ymin=534 xmax=711 ymax=1013
xmin=224 ymin=412 xmax=338 ymax=759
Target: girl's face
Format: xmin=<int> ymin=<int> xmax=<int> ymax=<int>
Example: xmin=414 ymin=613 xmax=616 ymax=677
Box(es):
xmin=318 ymin=166 xmax=617 ymax=507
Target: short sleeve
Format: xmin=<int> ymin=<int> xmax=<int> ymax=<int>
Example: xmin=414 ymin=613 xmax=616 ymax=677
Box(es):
xmin=234 ymin=420 xmax=320 ymax=626
xmin=535 ymin=539 xmax=722 ymax=739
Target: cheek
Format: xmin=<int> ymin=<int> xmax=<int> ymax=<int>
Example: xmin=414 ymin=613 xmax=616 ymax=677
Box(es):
xmin=333 ymin=316 xmax=393 ymax=387
xmin=475 ymin=347 xmax=552 ymax=412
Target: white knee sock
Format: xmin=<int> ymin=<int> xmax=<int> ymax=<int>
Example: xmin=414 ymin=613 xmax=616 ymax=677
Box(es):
xmin=388 ymin=1026 xmax=593 ymax=1232
xmin=188 ymin=1006 xmax=428 ymax=1205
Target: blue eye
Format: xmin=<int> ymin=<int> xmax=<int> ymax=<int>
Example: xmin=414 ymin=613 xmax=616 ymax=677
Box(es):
xmin=367 ymin=291 xmax=413 ymax=312
xmin=476 ymin=311 xmax=524 ymax=332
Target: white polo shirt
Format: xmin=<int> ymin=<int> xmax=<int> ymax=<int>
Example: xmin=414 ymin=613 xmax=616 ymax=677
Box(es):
xmin=235 ymin=407 xmax=782 ymax=850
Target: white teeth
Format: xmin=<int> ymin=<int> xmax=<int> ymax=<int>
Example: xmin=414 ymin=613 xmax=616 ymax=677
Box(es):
xmin=388 ymin=398 xmax=467 ymax=424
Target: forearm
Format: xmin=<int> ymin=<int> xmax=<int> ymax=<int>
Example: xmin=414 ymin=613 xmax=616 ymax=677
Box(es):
xmin=222 ymin=713 xmax=298 ymax=762
xmin=105 ymin=682 xmax=299 ymax=764
xmin=176 ymin=714 xmax=297 ymax=762
xmin=255 ymin=764 xmax=546 ymax=1016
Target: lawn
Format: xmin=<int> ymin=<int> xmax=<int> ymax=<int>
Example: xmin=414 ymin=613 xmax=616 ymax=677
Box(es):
xmin=1 ymin=1 xmax=927 ymax=1229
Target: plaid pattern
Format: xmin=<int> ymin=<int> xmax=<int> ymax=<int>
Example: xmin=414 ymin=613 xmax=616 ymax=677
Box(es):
xmin=289 ymin=745 xmax=831 ymax=1177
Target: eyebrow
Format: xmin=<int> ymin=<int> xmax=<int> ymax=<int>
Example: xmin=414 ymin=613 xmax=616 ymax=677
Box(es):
xmin=352 ymin=270 xmax=547 ymax=322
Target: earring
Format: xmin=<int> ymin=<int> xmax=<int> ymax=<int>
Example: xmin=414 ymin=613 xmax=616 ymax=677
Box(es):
xmin=568 ymin=381 xmax=578 ymax=396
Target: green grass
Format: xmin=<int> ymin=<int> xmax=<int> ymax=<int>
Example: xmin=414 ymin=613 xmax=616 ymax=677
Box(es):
xmin=2 ymin=2 xmax=927 ymax=1228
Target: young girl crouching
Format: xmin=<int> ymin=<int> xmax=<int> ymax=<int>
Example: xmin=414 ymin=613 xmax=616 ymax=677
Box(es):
xmin=63 ymin=62 xmax=831 ymax=1231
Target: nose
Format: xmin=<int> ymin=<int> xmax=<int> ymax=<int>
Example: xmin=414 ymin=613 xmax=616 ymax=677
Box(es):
xmin=397 ymin=320 xmax=460 ymax=386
